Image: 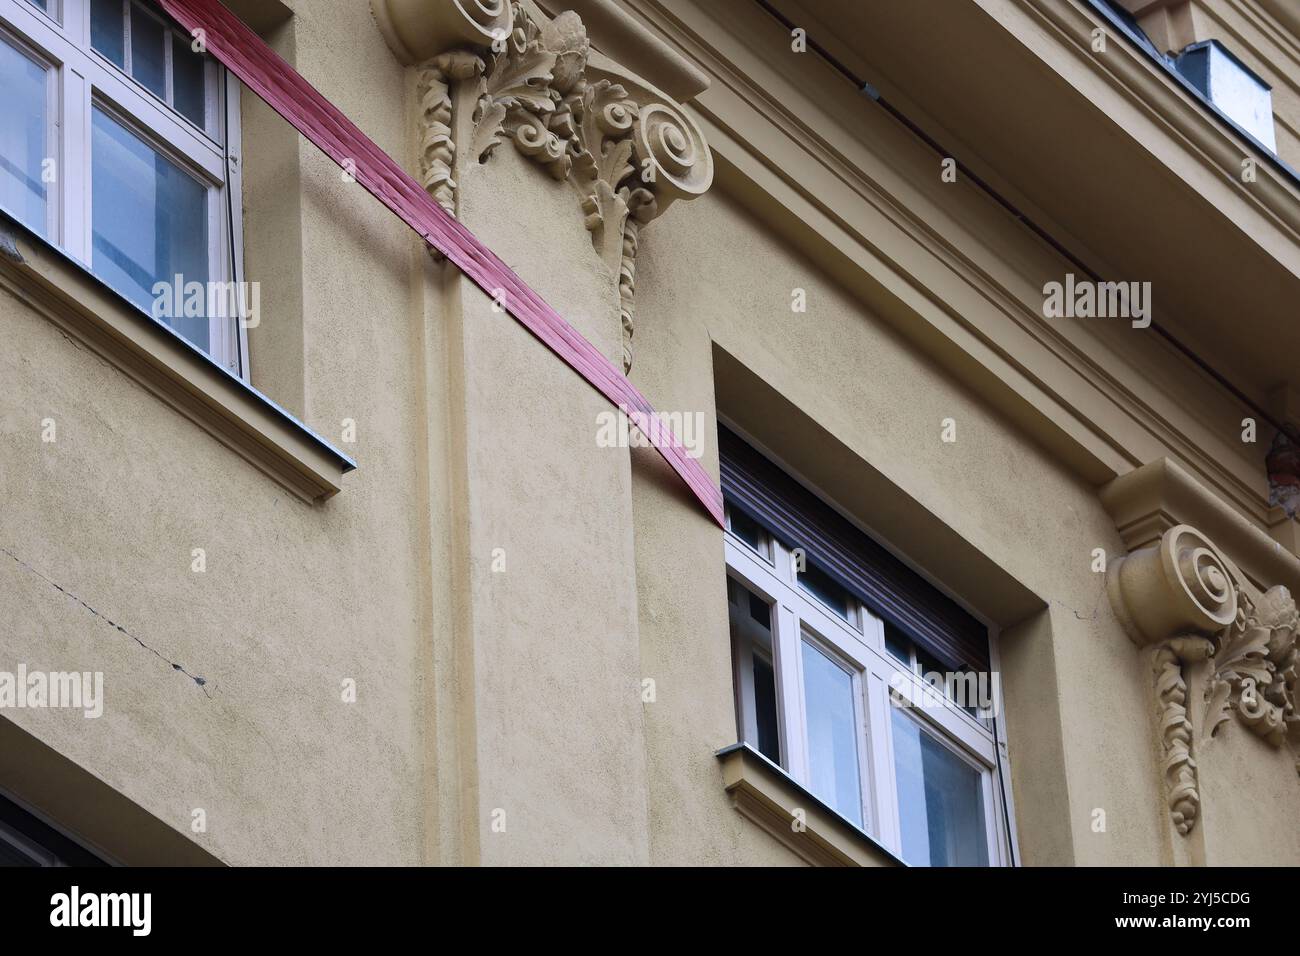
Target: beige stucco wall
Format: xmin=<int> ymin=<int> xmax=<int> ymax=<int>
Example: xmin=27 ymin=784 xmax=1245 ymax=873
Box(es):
xmin=0 ymin=0 xmax=1297 ymax=867
xmin=0 ymin=0 xmax=430 ymax=866
xmin=627 ymin=188 xmax=1156 ymax=866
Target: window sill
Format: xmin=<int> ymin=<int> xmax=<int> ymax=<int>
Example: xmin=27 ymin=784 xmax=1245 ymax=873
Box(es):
xmin=0 ymin=214 xmax=354 ymax=503
xmin=715 ymin=743 xmax=904 ymax=867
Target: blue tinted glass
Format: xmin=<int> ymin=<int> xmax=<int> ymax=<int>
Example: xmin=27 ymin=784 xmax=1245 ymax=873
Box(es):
xmin=892 ymin=709 xmax=988 ymax=866
xmin=129 ymin=6 xmax=167 ymax=98
xmin=801 ymin=641 xmax=862 ymax=827
xmin=885 ymin=622 xmax=911 ymax=663
xmin=798 ymin=561 xmax=852 ymax=620
xmin=91 ymin=108 xmax=209 ymax=352
xmin=91 ymin=0 xmax=126 ymax=68
xmin=0 ymin=38 xmax=48 ymax=237
xmin=172 ymin=33 xmax=206 ymax=127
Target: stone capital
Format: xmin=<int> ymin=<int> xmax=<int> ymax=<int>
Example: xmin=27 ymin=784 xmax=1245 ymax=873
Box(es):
xmin=373 ymin=0 xmax=714 ymax=371
xmin=1108 ymin=522 xmax=1299 ymax=836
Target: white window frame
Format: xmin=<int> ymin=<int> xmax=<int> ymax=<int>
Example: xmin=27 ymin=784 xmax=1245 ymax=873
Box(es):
xmin=724 ymin=509 xmax=1016 ymax=866
xmin=1 ymin=0 xmax=246 ymax=376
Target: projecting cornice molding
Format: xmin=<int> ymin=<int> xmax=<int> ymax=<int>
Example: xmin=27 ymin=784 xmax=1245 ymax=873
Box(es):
xmin=1104 ymin=461 xmax=1300 ymax=836
xmin=373 ymin=0 xmax=714 ymax=371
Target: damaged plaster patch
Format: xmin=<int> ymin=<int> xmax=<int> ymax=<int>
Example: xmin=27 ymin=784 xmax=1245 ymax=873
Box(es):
xmin=1267 ymin=431 xmax=1300 ymax=518
xmin=1 ymin=546 xmax=212 ymax=697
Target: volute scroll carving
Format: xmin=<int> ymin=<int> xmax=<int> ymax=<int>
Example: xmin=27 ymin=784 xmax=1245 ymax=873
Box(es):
xmin=1108 ymin=524 xmax=1300 ymax=835
xmin=380 ymin=0 xmax=714 ymax=372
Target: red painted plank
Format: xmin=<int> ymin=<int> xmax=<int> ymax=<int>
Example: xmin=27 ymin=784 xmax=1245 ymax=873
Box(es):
xmin=157 ymin=0 xmax=724 ymax=527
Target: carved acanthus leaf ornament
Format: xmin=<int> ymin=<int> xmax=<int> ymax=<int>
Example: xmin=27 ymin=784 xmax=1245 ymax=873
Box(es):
xmin=1108 ymin=524 xmax=1300 ymax=835
xmin=406 ymin=0 xmax=713 ymax=371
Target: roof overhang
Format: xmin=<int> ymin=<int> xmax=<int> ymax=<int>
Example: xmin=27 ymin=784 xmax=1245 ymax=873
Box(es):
xmin=795 ymin=0 xmax=1300 ymax=404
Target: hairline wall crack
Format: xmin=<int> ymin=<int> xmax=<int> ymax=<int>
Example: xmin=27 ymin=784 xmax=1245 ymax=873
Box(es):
xmin=1 ymin=545 xmax=213 ymax=698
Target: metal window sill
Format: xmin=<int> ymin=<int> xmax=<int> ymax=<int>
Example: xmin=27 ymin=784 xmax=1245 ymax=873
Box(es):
xmin=0 ymin=211 xmax=355 ymax=503
xmin=715 ymin=742 xmax=904 ymax=867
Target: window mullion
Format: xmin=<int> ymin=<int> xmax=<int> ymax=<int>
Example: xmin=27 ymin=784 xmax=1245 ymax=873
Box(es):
xmin=61 ymin=59 xmax=89 ymax=263
xmin=120 ymin=0 xmax=129 ymax=74
xmin=731 ymin=615 xmax=759 ymax=750
xmin=772 ymin=600 xmax=806 ymax=782
xmin=224 ymin=71 xmax=247 ymax=378
xmin=981 ymin=771 xmax=1003 ymax=866
xmin=852 ymin=669 xmax=875 ymax=835
xmin=866 ymin=671 xmax=903 ymax=855
xmin=63 ymin=0 xmax=88 ymax=45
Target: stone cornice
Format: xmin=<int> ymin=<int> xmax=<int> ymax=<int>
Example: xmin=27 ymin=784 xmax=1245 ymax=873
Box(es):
xmin=1100 ymin=457 xmax=1300 ymax=594
xmin=620 ymin=0 xmax=1282 ymax=532
xmin=1027 ymin=0 xmax=1300 ymax=258
xmin=1257 ymin=0 xmax=1300 ymax=44
xmin=373 ymin=0 xmax=714 ymax=371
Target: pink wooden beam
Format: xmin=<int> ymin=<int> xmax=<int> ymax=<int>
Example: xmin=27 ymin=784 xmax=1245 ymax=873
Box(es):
xmin=157 ymin=0 xmax=724 ymax=527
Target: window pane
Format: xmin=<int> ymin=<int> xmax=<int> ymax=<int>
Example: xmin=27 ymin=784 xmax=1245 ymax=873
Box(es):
xmin=915 ymin=646 xmax=946 ymax=680
xmin=797 ymin=561 xmax=852 ymax=622
xmin=885 ymin=622 xmax=911 ymax=663
xmin=0 ymin=837 xmax=40 ymax=866
xmin=752 ymin=653 xmax=780 ymax=765
xmin=727 ymin=508 xmax=767 ymax=554
xmin=801 ymin=641 xmax=863 ymax=827
xmin=728 ymin=579 xmax=781 ymax=766
xmin=129 ymin=6 xmax=167 ymax=98
xmin=91 ymin=107 xmax=210 ymax=352
xmin=891 ymin=709 xmax=988 ymax=866
xmin=91 ymin=0 xmax=126 ymax=69
xmin=0 ymin=38 xmax=48 ymax=237
xmin=172 ymin=33 xmax=206 ymax=128
xmin=26 ymin=0 xmax=48 ymax=11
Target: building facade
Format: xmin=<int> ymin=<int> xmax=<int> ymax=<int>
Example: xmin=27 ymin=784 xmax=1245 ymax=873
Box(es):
xmin=1 ymin=0 xmax=1298 ymax=866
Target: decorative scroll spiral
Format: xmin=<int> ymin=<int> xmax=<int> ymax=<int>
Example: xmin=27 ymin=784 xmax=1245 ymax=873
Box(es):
xmin=506 ymin=107 xmax=569 ymax=180
xmin=457 ymin=0 xmax=507 ymax=27
xmin=632 ymin=102 xmax=713 ymax=210
xmin=407 ymin=2 xmax=713 ymax=370
xmin=1109 ymin=522 xmax=1300 ymax=836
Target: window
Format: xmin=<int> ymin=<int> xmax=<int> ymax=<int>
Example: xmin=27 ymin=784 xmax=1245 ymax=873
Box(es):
xmin=721 ymin=427 xmax=1014 ymax=866
xmin=0 ymin=0 xmax=246 ymax=373
xmin=0 ymin=791 xmax=108 ymax=866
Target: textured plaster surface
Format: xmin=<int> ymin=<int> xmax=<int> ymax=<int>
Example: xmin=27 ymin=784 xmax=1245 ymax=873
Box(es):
xmin=632 ymin=188 xmax=1177 ymax=865
xmin=2 ymin=0 xmax=1298 ymax=868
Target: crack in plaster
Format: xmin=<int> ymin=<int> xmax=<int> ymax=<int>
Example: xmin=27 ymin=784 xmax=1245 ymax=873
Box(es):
xmin=1 ymin=546 xmax=212 ymax=698
xmin=1053 ymin=576 xmax=1111 ymax=623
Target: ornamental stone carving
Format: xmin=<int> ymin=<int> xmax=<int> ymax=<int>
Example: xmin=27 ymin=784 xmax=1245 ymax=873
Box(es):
xmin=375 ymin=0 xmax=714 ymax=372
xmin=1108 ymin=524 xmax=1300 ymax=835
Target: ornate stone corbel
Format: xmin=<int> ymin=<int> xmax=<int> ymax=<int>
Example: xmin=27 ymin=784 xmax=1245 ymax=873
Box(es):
xmin=373 ymin=0 xmax=713 ymax=371
xmin=1108 ymin=524 xmax=1300 ymax=835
